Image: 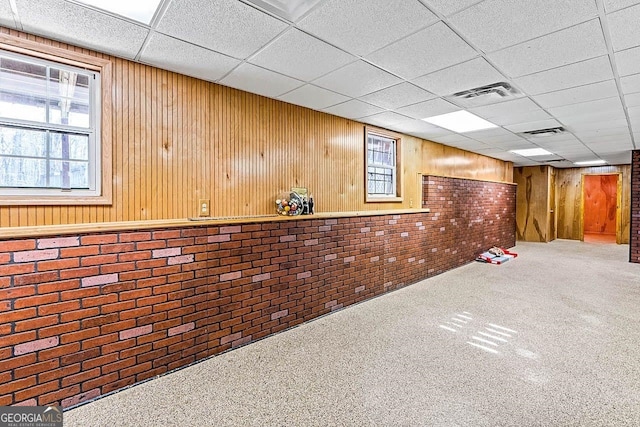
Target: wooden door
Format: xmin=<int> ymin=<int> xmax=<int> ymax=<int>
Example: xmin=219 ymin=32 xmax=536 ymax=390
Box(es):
xmin=582 ymin=174 xmax=620 ymax=243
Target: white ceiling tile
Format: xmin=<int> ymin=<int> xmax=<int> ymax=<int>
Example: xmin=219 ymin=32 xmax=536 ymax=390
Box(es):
xmin=449 ymin=0 xmax=598 ymax=52
xmin=312 ymin=60 xmax=401 ymax=98
xmin=565 ymin=118 xmax=629 ymax=131
xmin=629 ymin=106 xmax=640 ymax=124
xmin=600 ymin=152 xmax=632 ymax=164
xmin=219 ymin=63 xmax=303 ymax=98
xmin=387 ymin=118 xmax=450 ymax=135
xmin=359 ymin=83 xmax=436 ymax=110
xmin=16 ymin=0 xmax=148 ymax=59
xmin=625 ymin=92 xmax=640 ymax=107
xmin=574 ymin=128 xmax=631 ymax=139
xmin=532 ymin=80 xmax=619 ymax=108
xmin=322 ymin=99 xmax=385 ymax=120
xmin=548 ymin=97 xmax=624 ymax=118
xmin=614 ymin=46 xmax=640 ymax=77
xmin=559 ymin=110 xmax=626 ymax=126
xmin=360 ymin=111 xmax=412 ymax=127
xmin=514 ymin=56 xmax=613 ymax=95
xmin=604 ymin=0 xmax=640 ymax=13
xmin=395 ymin=98 xmax=460 ymax=119
xmin=412 ymin=127 xmax=456 ymax=140
xmin=607 ymin=4 xmax=640 ymax=51
xmin=411 ymin=57 xmax=506 ymax=96
xmin=156 ymin=0 xmax=287 ymax=59
xmin=505 ymin=119 xmax=562 ymax=133
xmin=140 ymin=33 xmax=240 ymax=82
xmin=249 ymin=29 xmax=355 ymax=81
xmin=419 ymin=0 xmax=483 ymax=16
xmin=366 ymin=22 xmax=477 ymax=80
xmin=432 ymin=134 xmax=477 ymax=144
xmin=491 ymin=110 xmax=552 ymax=126
xmin=278 ymin=84 xmax=349 ymax=110
xmin=0 ymin=0 xmax=16 ymax=28
xmin=297 ymin=0 xmax=438 ymax=56
xmin=621 ymin=73 xmax=640 ymax=94
xmin=488 ymin=19 xmax=607 ymax=78
xmin=469 ymin=98 xmax=541 ymax=119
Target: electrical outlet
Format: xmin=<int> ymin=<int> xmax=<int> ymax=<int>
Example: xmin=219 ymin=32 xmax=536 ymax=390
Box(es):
xmin=199 ymin=199 xmax=210 ymax=217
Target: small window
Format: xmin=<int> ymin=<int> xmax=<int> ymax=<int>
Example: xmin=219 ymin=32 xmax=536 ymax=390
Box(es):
xmin=365 ymin=127 xmax=402 ymax=202
xmin=0 ymin=49 xmax=101 ymax=197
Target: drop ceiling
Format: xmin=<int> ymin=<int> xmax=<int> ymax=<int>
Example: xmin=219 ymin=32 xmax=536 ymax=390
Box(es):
xmin=3 ymin=0 xmax=639 ymax=167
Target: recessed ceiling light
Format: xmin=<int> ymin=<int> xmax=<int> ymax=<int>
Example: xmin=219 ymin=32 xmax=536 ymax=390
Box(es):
xmin=243 ymin=0 xmax=323 ymax=21
xmin=422 ymin=111 xmax=498 ymax=133
xmin=75 ymin=0 xmax=162 ymax=24
xmin=574 ymin=159 xmax=606 ymax=166
xmin=509 ymin=148 xmax=554 ymax=157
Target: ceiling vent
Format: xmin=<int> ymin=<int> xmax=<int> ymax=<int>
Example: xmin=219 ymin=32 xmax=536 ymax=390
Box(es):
xmin=520 ymin=127 xmax=566 ymax=137
xmin=452 ymin=82 xmax=519 ymax=101
xmin=447 ymin=82 xmax=521 ymax=107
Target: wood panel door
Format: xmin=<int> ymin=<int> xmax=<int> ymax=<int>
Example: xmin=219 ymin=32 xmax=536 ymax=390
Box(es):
xmin=582 ymin=173 xmax=621 ymax=243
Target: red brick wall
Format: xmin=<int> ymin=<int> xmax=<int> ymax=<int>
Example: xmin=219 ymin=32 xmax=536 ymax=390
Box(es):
xmin=0 ymin=181 xmax=515 ymax=408
xmin=422 ymin=176 xmax=517 ymax=273
xmin=631 ymin=150 xmax=640 ymax=263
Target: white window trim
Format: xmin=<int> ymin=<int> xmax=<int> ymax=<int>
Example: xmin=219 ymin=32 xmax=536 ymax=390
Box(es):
xmin=0 ymin=33 xmax=112 ymax=206
xmin=365 ymin=126 xmax=403 ymax=203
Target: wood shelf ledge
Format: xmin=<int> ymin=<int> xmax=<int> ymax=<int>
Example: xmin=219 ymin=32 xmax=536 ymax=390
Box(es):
xmin=0 ymin=209 xmax=431 ymax=239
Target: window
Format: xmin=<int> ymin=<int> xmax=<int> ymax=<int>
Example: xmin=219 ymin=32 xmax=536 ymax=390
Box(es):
xmin=365 ymin=127 xmax=402 ymax=202
xmin=0 ymin=34 xmax=112 ymax=205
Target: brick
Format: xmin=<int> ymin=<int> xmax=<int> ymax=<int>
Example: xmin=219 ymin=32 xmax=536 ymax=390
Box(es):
xmin=101 ymin=243 xmax=135 ymax=254
xmin=168 ymin=322 xmax=195 ymax=336
xmin=0 ymin=376 xmax=36 ymax=396
xmin=220 ymin=271 xmax=242 ymax=281
xmin=14 ymin=336 xmax=59 ymax=355
xmin=81 ymin=254 xmax=118 ymax=266
xmin=14 ymin=293 xmax=59 ymax=309
xmin=168 ymin=255 xmax=194 ymax=265
xmin=0 ymin=240 xmax=35 ymax=252
xmin=37 ymin=257 xmax=80 ymax=271
xmin=14 ymin=271 xmax=60 ymax=286
xmin=152 ymin=248 xmax=181 ymax=258
xmin=37 ymin=236 xmax=79 ymax=249
xmin=2 ymin=307 xmax=36 ymax=323
xmin=119 ymin=325 xmax=152 ymax=340
xmin=60 ymin=245 xmax=100 ymax=258
xmin=119 ymin=232 xmax=152 ymax=243
xmin=0 ymin=263 xmax=35 ymax=276
xmin=0 ymin=285 xmax=36 ymax=300
xmin=14 ymin=359 xmax=59 ymax=379
xmin=220 ymin=226 xmax=241 ymax=234
xmin=81 ymin=273 xmax=118 ymax=287
xmin=208 ymin=234 xmax=230 ymax=243
xmin=271 ymin=309 xmax=288 ymax=320
xmin=14 ymin=249 xmax=59 ymax=263
xmin=61 ymin=388 xmax=100 ymax=408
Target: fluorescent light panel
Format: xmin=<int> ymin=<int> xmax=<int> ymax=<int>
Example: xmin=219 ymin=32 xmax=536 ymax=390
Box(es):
xmin=422 ymin=111 xmax=498 ymax=133
xmin=75 ymin=0 xmax=162 ymax=24
xmin=510 ymin=148 xmax=553 ymax=157
xmin=574 ymin=159 xmax=606 ymax=165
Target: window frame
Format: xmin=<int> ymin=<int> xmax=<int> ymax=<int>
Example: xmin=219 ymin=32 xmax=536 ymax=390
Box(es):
xmin=365 ymin=126 xmax=403 ymax=203
xmin=0 ymin=33 xmax=112 ymax=206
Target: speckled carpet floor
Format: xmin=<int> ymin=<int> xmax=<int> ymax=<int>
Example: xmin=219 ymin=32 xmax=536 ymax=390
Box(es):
xmin=66 ymin=239 xmax=640 ymax=427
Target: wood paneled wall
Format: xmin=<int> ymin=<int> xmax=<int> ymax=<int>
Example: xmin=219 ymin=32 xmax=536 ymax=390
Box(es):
xmin=556 ymin=165 xmax=631 ymax=243
xmin=0 ymin=27 xmax=512 ymax=228
xmin=514 ymin=166 xmax=551 ymax=242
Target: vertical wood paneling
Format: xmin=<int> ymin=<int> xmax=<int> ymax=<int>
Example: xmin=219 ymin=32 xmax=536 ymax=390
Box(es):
xmin=514 ymin=166 xmax=551 ymax=242
xmin=556 ymin=165 xmax=631 ymax=243
xmin=0 ymin=27 xmax=513 ymax=228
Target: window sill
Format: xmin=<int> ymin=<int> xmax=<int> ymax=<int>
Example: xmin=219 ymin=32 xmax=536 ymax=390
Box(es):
xmin=366 ymin=196 xmax=403 ymax=203
xmin=0 ymin=195 xmax=112 ymax=206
